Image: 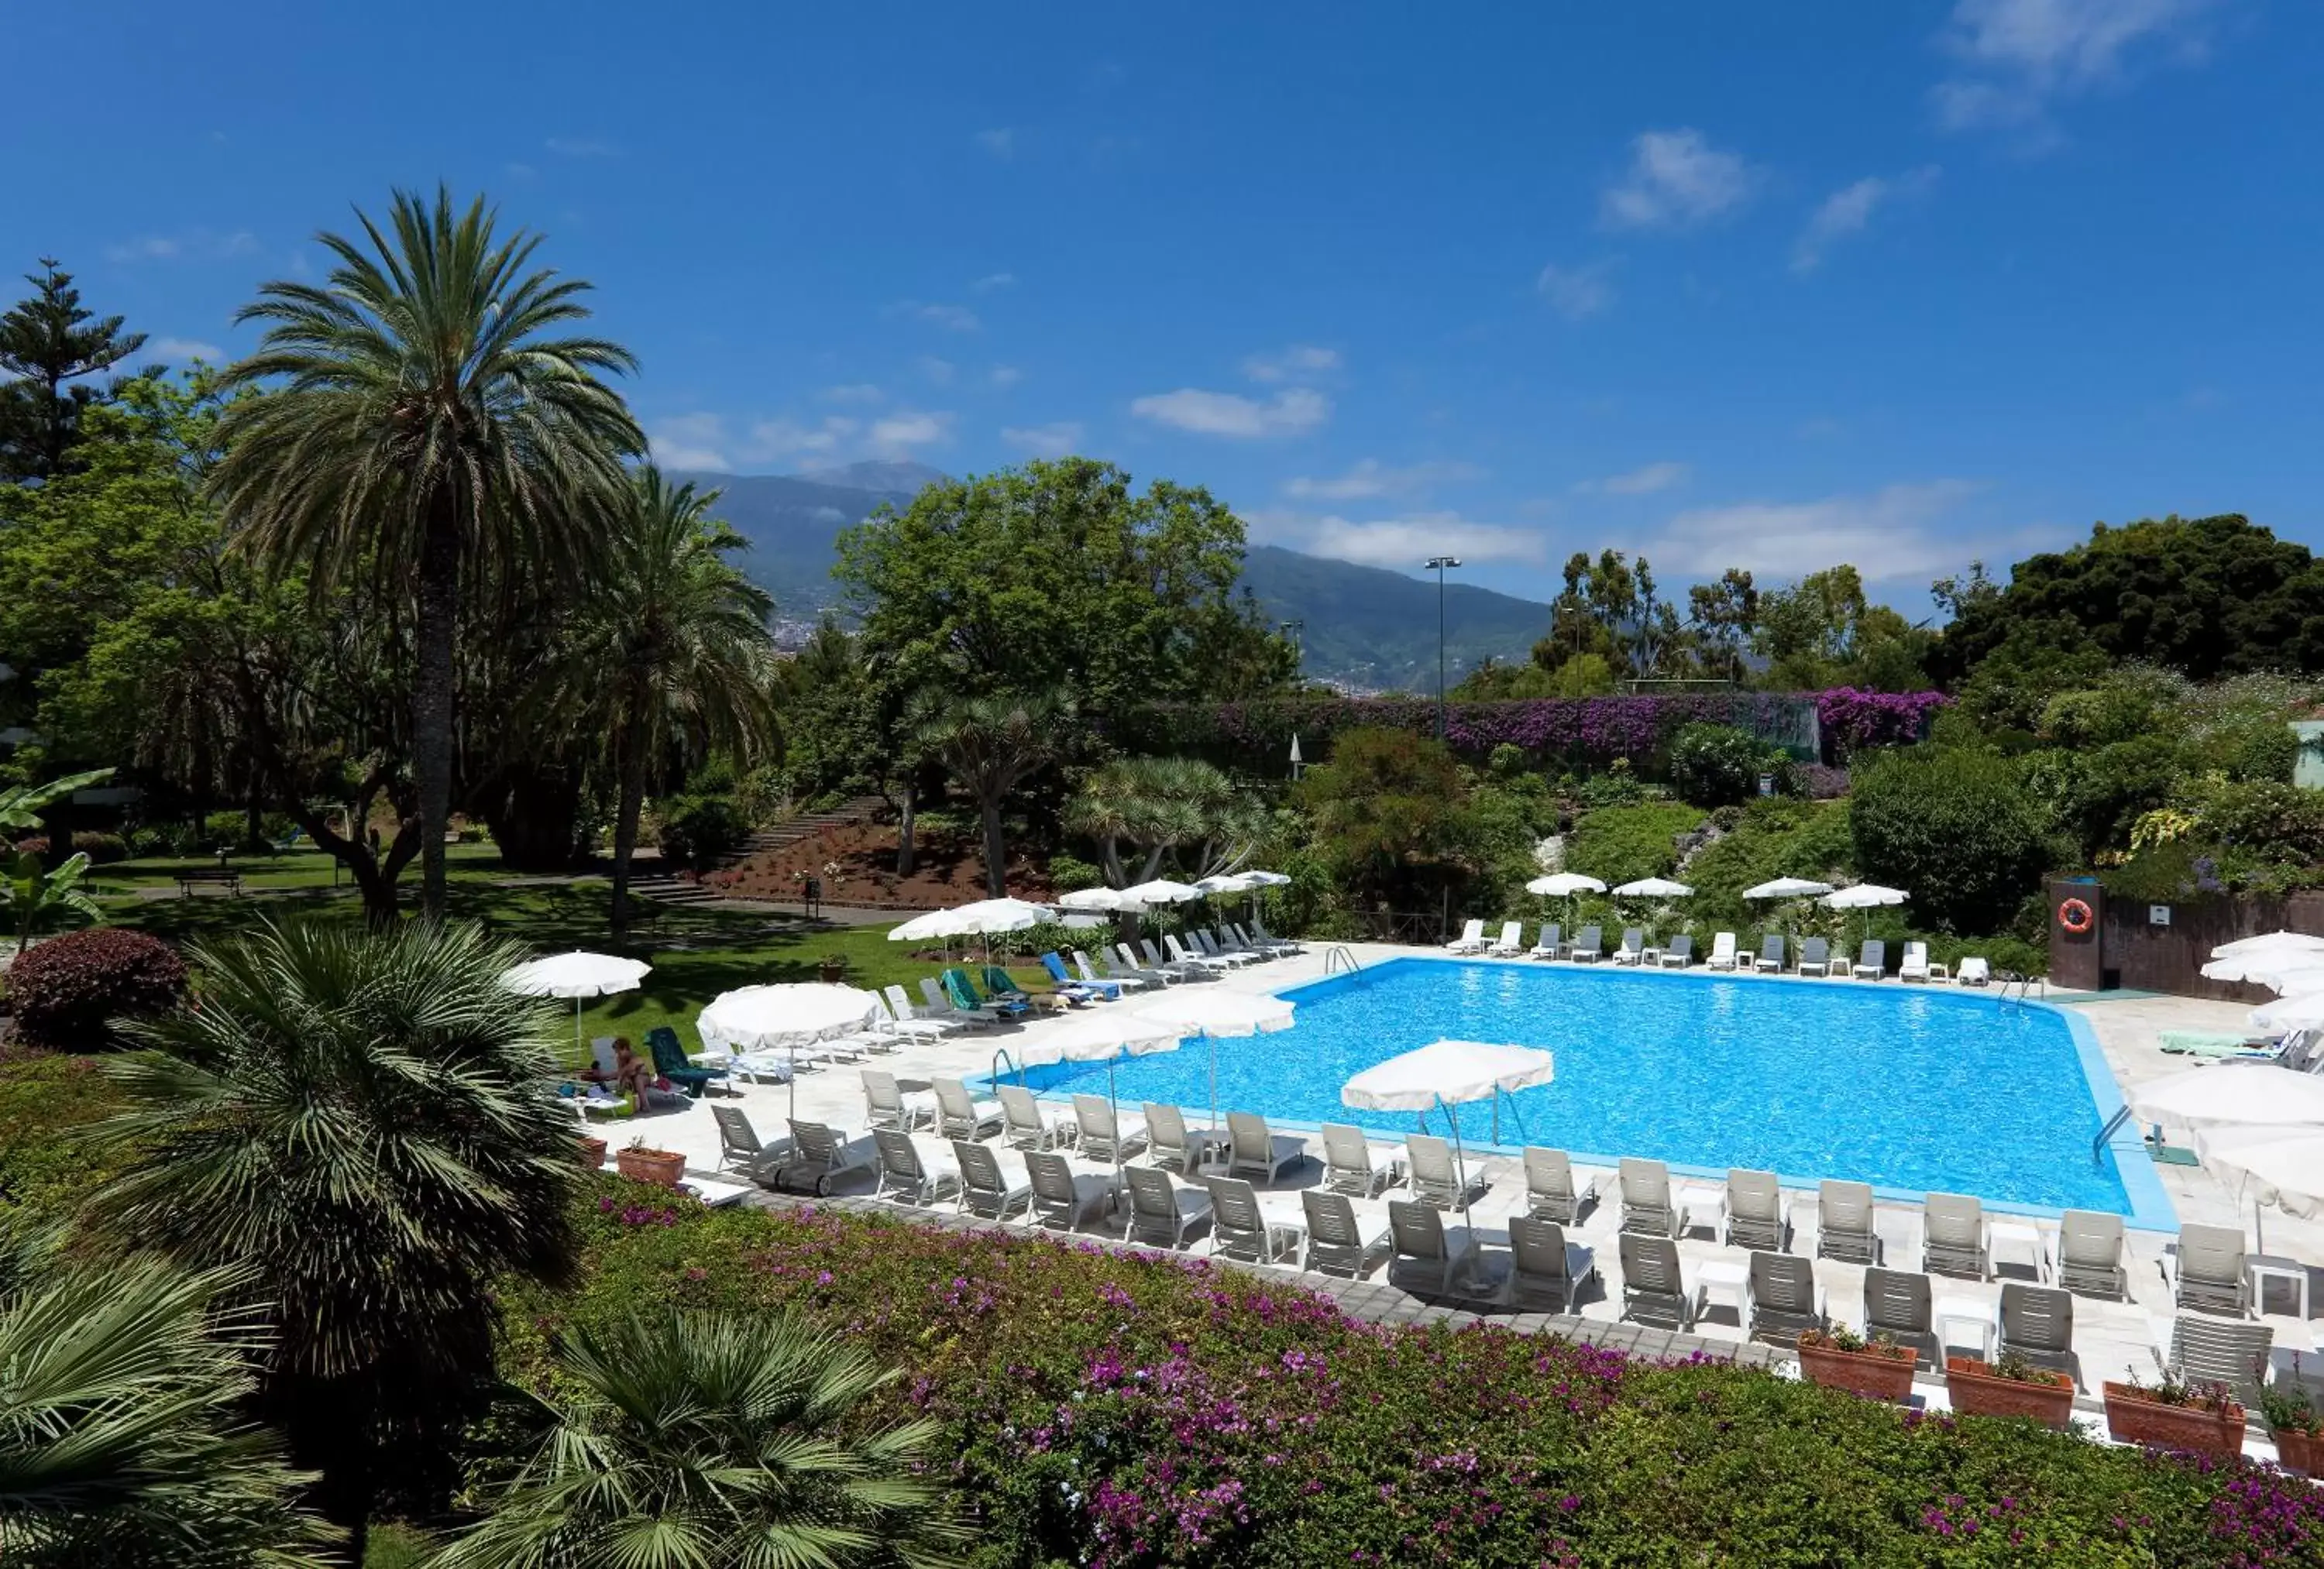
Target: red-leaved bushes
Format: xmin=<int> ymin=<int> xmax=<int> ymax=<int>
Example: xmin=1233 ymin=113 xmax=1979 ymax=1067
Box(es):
xmin=5 ymin=928 xmax=188 ymax=1047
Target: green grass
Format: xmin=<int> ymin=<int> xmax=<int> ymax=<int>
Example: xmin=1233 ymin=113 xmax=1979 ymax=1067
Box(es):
xmin=87 ymin=841 xmax=511 ymax=897
xmin=91 ymin=851 xmax=1056 ymax=1072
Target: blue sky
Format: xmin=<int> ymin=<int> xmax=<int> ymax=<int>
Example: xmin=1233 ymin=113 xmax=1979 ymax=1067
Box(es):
xmin=15 ymin=1 xmax=2320 ymax=610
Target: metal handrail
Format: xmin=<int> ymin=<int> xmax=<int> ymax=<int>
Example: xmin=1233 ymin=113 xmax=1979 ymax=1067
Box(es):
xmin=1322 ymin=946 xmax=1360 ymax=977
xmin=991 ymin=1047 xmax=1022 ymax=1090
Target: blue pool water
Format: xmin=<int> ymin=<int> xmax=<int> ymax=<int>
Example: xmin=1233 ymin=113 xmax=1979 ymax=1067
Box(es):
xmin=1017 ymin=958 xmax=2142 ymax=1214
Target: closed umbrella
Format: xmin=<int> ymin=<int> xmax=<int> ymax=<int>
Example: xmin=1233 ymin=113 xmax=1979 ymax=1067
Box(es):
xmin=1342 ymin=1039 xmax=1557 ymax=1225
xmin=696 ymin=983 xmax=880 ymax=1118
xmin=501 ymin=950 xmax=651 ymax=1061
xmin=1131 ymin=990 xmax=1296 ymax=1130
xmin=1239 ymin=870 xmax=1293 ymax=887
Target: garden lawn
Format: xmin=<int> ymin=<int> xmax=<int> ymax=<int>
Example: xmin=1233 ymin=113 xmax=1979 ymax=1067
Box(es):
xmin=501 ymin=1186 xmax=2324 ymax=1568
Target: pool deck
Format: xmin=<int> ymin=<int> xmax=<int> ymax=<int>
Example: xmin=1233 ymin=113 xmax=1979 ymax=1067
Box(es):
xmin=608 ymin=940 xmax=2322 ymax=1454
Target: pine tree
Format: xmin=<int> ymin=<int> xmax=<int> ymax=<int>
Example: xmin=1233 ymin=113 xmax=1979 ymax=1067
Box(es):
xmin=0 ymin=259 xmax=149 ymax=482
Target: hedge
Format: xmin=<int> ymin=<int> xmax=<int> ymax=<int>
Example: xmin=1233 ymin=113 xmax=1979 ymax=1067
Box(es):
xmin=493 ymin=1189 xmax=2324 ymax=1567
xmin=5 ymin=928 xmax=188 ymax=1048
xmin=1119 ymin=689 xmax=1946 ymax=777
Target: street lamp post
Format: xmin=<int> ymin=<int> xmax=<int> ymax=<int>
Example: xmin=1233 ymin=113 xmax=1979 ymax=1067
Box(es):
xmin=1425 ymin=556 xmax=1462 ymax=738
xmin=1279 ymin=619 xmax=1304 ymax=673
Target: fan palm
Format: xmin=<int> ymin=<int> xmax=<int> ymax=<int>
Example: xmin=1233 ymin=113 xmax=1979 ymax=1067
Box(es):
xmin=535 ymin=467 xmax=777 ymax=931
xmin=0 ymin=1214 xmax=334 ymax=1567
xmin=435 ymin=1310 xmax=967 ymax=1569
xmin=83 ymin=918 xmax=582 ymax=1564
xmin=911 ymin=689 xmax=1074 ymax=897
xmin=211 ymin=187 xmax=642 ymax=917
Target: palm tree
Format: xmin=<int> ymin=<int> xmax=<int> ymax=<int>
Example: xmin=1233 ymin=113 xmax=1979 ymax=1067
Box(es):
xmin=0 ymin=1214 xmax=334 ymax=1567
xmin=84 ymin=918 xmax=582 ymax=1564
xmin=911 ymin=690 xmax=1074 ymax=897
xmin=536 ymin=468 xmax=776 ymax=931
xmin=435 ymin=1310 xmax=967 ymax=1569
xmin=211 ymin=187 xmax=642 ymax=918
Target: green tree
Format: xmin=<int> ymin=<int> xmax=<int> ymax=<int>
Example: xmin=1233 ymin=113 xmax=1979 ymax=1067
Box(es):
xmin=0 ymin=1215 xmax=334 ymax=1567
xmin=0 ymin=259 xmax=150 ymax=482
xmin=835 ymin=457 xmax=1292 ymax=712
xmin=435 ymin=1310 xmax=967 ymax=1569
xmin=1849 ymin=746 xmax=2057 ymax=932
xmin=1684 ymin=568 xmax=1759 ymax=684
xmin=910 ymin=691 xmax=1074 ymax=896
xmin=1065 ymin=756 xmax=1262 ymax=886
xmin=211 ymin=187 xmax=642 ymax=918
xmin=85 ymin=919 xmax=582 ymax=1564
xmin=1296 ymin=726 xmax=1472 ymax=908
xmin=3 ymin=850 xmax=101 ymax=950
xmin=1934 ymin=515 xmax=2324 ymax=687
xmin=535 ymin=469 xmax=777 ymax=931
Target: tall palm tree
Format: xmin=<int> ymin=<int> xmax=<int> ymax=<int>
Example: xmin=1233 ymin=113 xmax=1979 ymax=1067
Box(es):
xmin=911 ymin=689 xmax=1074 ymax=896
xmin=0 ymin=1214 xmax=334 ymax=1567
xmin=536 ymin=468 xmax=777 ymax=931
xmin=211 ymin=187 xmax=642 ymax=918
xmin=435 ymin=1310 xmax=967 ymax=1569
xmin=84 ymin=918 xmax=582 ymax=1564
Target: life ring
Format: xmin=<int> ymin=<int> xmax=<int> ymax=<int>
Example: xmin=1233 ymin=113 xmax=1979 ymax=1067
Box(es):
xmin=2058 ymin=898 xmax=2095 ymax=935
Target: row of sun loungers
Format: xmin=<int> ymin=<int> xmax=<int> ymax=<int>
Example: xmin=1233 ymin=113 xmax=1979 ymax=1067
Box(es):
xmin=1445 ymin=922 xmax=1992 ymax=984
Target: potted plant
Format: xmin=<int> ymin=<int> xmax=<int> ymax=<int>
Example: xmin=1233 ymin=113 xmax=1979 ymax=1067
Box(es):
xmin=2260 ymin=1371 xmax=2321 ymax=1476
xmin=816 ymin=953 xmax=849 ymax=984
xmin=614 ymin=1138 xmax=686 ymax=1188
xmin=579 ymin=1134 xmax=609 ymax=1169
xmin=1947 ymin=1351 xmax=2076 ymax=1429
xmin=2102 ymin=1374 xmax=2246 ymax=1459
xmin=1798 ymin=1327 xmax=1917 ymax=1402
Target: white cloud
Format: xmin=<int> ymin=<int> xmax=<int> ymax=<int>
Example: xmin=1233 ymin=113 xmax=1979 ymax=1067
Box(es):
xmin=1934 ymin=0 xmax=2213 ymax=133
xmin=988 ymin=364 xmax=1023 ymax=390
xmin=975 ymin=128 xmax=1015 ymax=158
xmin=504 ymin=161 xmax=537 ymax=180
xmin=655 ymin=406 xmax=954 ymax=469
xmin=1001 ymin=421 xmax=1085 ymax=457
xmin=1600 ymin=129 xmax=1759 ymax=230
xmin=545 ymin=136 xmax=619 ymax=157
xmin=1129 ymin=386 xmax=1330 ymax=438
xmin=1577 ymin=461 xmax=1689 ymax=496
xmin=745 ymin=416 xmax=858 ymax=460
xmin=102 ymin=229 xmax=260 ymax=264
xmin=1536 ymin=261 xmax=1615 ymax=320
xmin=819 ymin=383 xmax=883 ymax=404
xmin=893 ymin=300 xmax=981 ymax=332
xmin=1648 ymin=480 xmax=1983 ymax=579
xmin=152 ymin=336 xmax=225 ymax=363
xmin=916 ymin=355 xmax=956 ymax=385
xmin=971 ymin=271 xmax=1016 ymax=292
xmin=1283 ymin=458 xmax=1479 ymax=502
xmin=1241 ymin=344 xmax=1341 ymax=383
xmin=648 ymin=413 xmax=734 ymax=472
xmin=868 ymin=410 xmax=954 ymax=453
xmin=1301 ymin=510 xmax=1548 ymax=571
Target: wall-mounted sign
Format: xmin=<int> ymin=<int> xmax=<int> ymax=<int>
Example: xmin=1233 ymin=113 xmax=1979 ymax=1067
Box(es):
xmin=2150 ymin=905 xmax=2172 ymax=927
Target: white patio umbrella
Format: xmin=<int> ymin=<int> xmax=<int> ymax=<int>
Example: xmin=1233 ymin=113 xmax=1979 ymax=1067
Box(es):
xmin=1239 ymin=870 xmax=1293 ymax=887
xmin=2202 ymin=948 xmax=2324 ymax=987
xmin=696 ymin=983 xmax=880 ymax=1118
xmin=1057 ymin=887 xmax=1143 ymax=912
xmin=2126 ymin=1064 xmax=2324 ymax=1128
xmin=1528 ymin=872 xmax=1607 ymax=931
xmin=1612 ymin=877 xmax=1693 ymax=898
xmin=1006 ymin=1010 xmax=1184 ymax=1176
xmin=1119 ymin=878 xmax=1205 ymax=905
xmin=1744 ymin=877 xmax=1835 ymax=900
xmin=501 ymin=950 xmax=651 ymax=1060
xmin=2193 ymin=1123 xmax=2324 ymax=1226
xmin=1193 ymin=872 xmax=1257 ymax=895
xmin=2251 ymin=993 xmax=2324 ymax=1033
xmin=2214 ymin=932 xmax=2324 ymax=960
xmin=1820 ymin=883 xmax=1910 ymax=939
xmin=1342 ymin=1039 xmax=1557 ymax=1225
xmin=1131 ymin=990 xmax=1296 ymax=1129
xmin=946 ymin=898 xmax=1051 ymax=932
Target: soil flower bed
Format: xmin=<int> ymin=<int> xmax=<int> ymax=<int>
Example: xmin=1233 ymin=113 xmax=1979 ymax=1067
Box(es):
xmin=494 ymin=1187 xmax=2324 ymax=1567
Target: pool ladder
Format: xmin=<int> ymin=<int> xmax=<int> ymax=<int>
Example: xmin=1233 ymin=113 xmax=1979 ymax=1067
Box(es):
xmin=1322 ymin=945 xmax=1361 ymax=977
xmin=1996 ymin=972 xmax=2046 ymax=1008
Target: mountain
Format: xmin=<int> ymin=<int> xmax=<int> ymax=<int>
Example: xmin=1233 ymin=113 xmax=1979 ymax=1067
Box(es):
xmin=1238 ymin=545 xmax=1550 ymax=691
xmin=684 ymin=470 xmax=1554 ymax=686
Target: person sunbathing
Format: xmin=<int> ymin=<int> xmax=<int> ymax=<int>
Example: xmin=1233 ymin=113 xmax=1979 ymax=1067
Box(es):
xmin=582 ymin=1036 xmax=657 ymax=1109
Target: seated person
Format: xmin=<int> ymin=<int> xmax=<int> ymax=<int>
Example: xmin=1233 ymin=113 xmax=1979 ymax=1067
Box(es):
xmin=582 ymin=1036 xmax=657 ymax=1108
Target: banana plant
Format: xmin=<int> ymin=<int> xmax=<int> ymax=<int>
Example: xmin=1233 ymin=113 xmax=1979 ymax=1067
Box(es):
xmin=4 ymin=850 xmax=101 ymax=949
xmin=0 ymin=767 xmax=115 ymax=831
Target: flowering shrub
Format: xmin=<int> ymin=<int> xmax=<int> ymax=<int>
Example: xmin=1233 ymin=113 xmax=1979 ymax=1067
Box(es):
xmin=1124 ymin=690 xmax=1940 ymax=774
xmin=5 ymin=927 xmax=188 ymax=1047
xmin=497 ymin=1188 xmax=2324 ymax=1567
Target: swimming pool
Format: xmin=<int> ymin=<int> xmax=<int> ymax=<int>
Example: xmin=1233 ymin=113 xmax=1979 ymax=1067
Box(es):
xmin=1013 ymin=957 xmax=2169 ymax=1220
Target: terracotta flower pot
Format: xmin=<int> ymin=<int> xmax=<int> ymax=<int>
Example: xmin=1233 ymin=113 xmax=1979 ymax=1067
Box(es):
xmin=2271 ymin=1425 xmax=2322 ymax=1477
xmin=615 ymin=1146 xmax=687 ymax=1188
xmin=1946 ymin=1358 xmax=2076 ymax=1429
xmin=579 ymin=1135 xmax=609 ymax=1170
xmin=1799 ymin=1337 xmax=1917 ymax=1402
xmin=2102 ymin=1382 xmax=2246 ymax=1459
xmin=817 ymin=962 xmax=847 ymax=984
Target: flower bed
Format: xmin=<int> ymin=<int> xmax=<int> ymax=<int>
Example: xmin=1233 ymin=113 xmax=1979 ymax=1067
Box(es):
xmin=494 ymin=1189 xmax=2324 ymax=1566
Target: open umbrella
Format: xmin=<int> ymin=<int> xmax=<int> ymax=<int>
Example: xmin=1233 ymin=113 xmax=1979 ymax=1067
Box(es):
xmin=2194 ymin=1123 xmax=2324 ymax=1225
xmin=2126 ymin=1063 xmax=2324 ymax=1128
xmin=1528 ymin=872 xmax=1607 ymax=932
xmin=1820 ymin=882 xmax=1910 ymax=940
xmin=2215 ymin=932 xmax=2324 ymax=960
xmin=1007 ymin=1010 xmax=1184 ymax=1178
xmin=2251 ymin=993 xmax=2324 ymax=1033
xmin=2202 ymin=949 xmax=2324 ymax=987
xmin=501 ymin=951 xmax=651 ymax=1061
xmin=1193 ymin=873 xmax=1257 ymax=895
xmin=1744 ymin=877 xmax=1835 ymax=900
xmin=1612 ymin=877 xmax=1693 ymax=898
xmin=1119 ymin=878 xmax=1205 ymax=905
xmin=1239 ymin=870 xmax=1293 ymax=887
xmin=1342 ymin=1039 xmax=1556 ymax=1226
xmin=696 ymin=983 xmax=880 ymax=1118
xmin=1130 ymin=990 xmax=1296 ymax=1130
xmin=1058 ymin=887 xmax=1143 ymax=912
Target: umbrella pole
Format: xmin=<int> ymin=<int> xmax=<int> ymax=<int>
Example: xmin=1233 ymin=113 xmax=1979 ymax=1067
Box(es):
xmin=1208 ymin=1032 xmax=1219 ymax=1135
xmin=1439 ymin=1094 xmax=1472 ymax=1231
xmin=788 ymin=1043 xmax=798 ymax=1121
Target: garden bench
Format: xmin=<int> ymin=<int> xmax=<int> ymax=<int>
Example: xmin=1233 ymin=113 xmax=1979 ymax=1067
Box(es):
xmin=175 ymin=867 xmax=245 ymax=898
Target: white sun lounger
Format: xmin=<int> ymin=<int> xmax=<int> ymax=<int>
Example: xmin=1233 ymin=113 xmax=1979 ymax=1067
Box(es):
xmin=1444 ymin=918 xmax=1487 ymax=955
xmin=1705 ymin=932 xmax=1739 ymax=971
xmin=1487 ymin=920 xmax=1525 ymax=957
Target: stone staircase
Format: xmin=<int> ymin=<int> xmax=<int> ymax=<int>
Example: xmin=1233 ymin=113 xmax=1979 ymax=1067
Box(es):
xmin=628 ymin=796 xmax=886 ymax=909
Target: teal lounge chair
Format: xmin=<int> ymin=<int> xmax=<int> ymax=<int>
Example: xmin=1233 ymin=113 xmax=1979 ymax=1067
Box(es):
xmin=646 ymin=1026 xmax=726 ymax=1097
xmin=946 ymin=967 xmax=1027 ymax=1018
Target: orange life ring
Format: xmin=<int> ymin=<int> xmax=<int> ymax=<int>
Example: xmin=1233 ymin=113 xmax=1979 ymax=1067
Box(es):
xmin=2058 ymin=898 xmax=2095 ymax=935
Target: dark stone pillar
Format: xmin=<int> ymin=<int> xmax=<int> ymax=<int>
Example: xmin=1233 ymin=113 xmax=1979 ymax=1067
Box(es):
xmin=2048 ymin=877 xmax=2105 ymax=991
